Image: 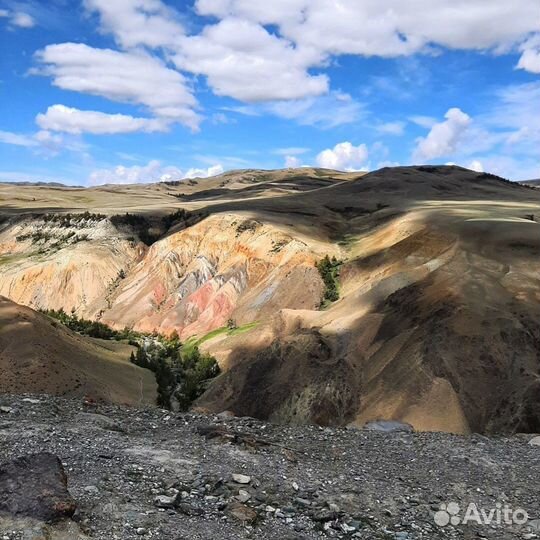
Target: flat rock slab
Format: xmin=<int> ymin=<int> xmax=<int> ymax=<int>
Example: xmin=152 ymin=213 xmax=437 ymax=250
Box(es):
xmin=362 ymin=420 xmax=414 ymax=433
xmin=0 ymin=452 xmax=76 ymax=523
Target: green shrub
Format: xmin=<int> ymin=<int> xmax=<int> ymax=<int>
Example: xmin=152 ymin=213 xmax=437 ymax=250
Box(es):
xmin=173 ymin=346 xmax=220 ymax=411
xmin=162 ymin=209 xmax=189 ymax=230
xmin=41 ymin=308 xmax=122 ymax=339
xmin=44 ymin=305 xmax=220 ymax=410
xmin=110 ymin=213 xmax=158 ymax=245
xmin=128 ymin=331 xmax=220 ymax=410
xmin=316 ymin=255 xmax=342 ymax=305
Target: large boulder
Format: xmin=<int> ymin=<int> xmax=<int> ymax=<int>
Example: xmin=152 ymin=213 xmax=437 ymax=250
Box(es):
xmin=0 ymin=452 xmax=77 ymax=523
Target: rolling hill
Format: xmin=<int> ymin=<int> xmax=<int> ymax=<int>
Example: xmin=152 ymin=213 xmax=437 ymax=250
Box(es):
xmin=0 ymin=296 xmax=156 ymax=405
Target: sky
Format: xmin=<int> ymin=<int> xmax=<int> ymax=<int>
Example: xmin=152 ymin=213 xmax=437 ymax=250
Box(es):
xmin=0 ymin=0 xmax=539 ymax=186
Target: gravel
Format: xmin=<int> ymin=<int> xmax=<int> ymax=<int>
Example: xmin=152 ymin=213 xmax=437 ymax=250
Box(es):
xmin=0 ymin=394 xmax=539 ymax=539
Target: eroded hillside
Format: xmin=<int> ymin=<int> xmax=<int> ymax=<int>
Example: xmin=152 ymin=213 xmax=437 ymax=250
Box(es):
xmin=2 ymin=166 xmax=540 ymax=434
xmin=0 ymin=296 xmax=156 ymax=404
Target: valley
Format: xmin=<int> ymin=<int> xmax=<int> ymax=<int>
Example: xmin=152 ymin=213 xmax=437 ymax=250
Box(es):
xmin=2 ymin=166 xmax=540 ymax=434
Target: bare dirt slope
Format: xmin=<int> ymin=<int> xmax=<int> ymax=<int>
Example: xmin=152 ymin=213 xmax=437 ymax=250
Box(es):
xmin=0 ymin=296 xmax=156 ymax=405
xmin=2 ymin=166 xmax=540 ymax=433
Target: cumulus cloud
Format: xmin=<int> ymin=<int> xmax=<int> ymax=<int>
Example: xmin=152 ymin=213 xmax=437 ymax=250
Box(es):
xmin=195 ymin=0 xmax=539 ymax=57
xmin=184 ymin=164 xmax=224 ymax=178
xmin=517 ymin=34 xmax=540 ymax=73
xmin=88 ymin=160 xmax=223 ymax=185
xmin=24 ymin=0 xmax=540 ymax=148
xmin=467 ymin=159 xmax=484 ymax=172
xmin=57 ymin=0 xmax=540 ymax=132
xmin=191 ymin=1 xmax=540 ymax=106
xmin=316 ymin=142 xmax=368 ymax=171
xmin=35 ymin=43 xmax=200 ymax=130
xmin=413 ymin=108 xmax=471 ymax=161
xmin=174 ymin=17 xmax=327 ymax=102
xmin=84 ymin=0 xmax=184 ymax=49
xmin=36 ymin=105 xmax=168 ymax=135
xmin=442 ymin=81 xmax=540 ymax=180
xmin=85 ymin=0 xmax=327 ymax=103
xmin=284 ymin=155 xmax=302 ymax=168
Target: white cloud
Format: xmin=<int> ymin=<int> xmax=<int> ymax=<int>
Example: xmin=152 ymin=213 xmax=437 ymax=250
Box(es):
xmin=88 ymin=160 xmax=223 ymax=185
xmin=485 ymin=82 xmax=540 ymax=141
xmin=84 ymin=0 xmax=184 ymax=49
xmin=409 ymin=115 xmax=438 ymax=129
xmin=20 ymin=0 xmax=540 ymax=157
xmin=174 ymin=17 xmax=327 ymax=102
xmin=222 ymin=91 xmax=364 ymax=127
xmin=86 ymin=0 xmax=328 ymax=102
xmin=36 ymin=105 xmax=168 ymax=135
xmin=89 ymin=160 xmax=182 ymax=185
xmin=376 ymin=160 xmax=401 ymax=169
xmin=376 ymin=121 xmax=405 ymax=136
xmin=413 ymin=108 xmax=471 ymax=161
xmin=284 ymin=155 xmax=302 ymax=168
xmin=35 ymin=43 xmax=200 ymax=130
xmin=0 ymin=128 xmax=86 ymax=157
xmin=11 ymin=12 xmax=35 ymax=28
xmin=273 ymin=147 xmax=309 ymax=156
xmin=517 ymin=34 xmax=540 ymax=73
xmin=195 ymin=0 xmax=540 ymax=57
xmin=464 ymin=155 xmax=540 ymax=181
xmin=517 ymin=48 xmax=540 ymax=74
xmin=30 ymin=0 xmax=540 ymax=136
xmin=0 ymin=10 xmax=35 ymax=28
xmin=184 ymin=164 xmax=224 ymax=178
xmin=33 ymin=130 xmax=68 ymax=155
xmin=0 ymin=130 xmax=38 ymax=147
xmin=190 ymin=1 xmax=540 ymax=110
xmin=316 ymin=142 xmax=368 ymax=171
xmin=467 ymin=159 xmax=484 ymax=172
xmin=211 ymin=112 xmax=232 ymax=124
xmin=421 ymin=82 xmax=540 ymax=180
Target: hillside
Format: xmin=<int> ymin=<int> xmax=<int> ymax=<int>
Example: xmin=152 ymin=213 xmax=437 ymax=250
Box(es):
xmin=0 ymin=296 xmax=156 ymax=405
xmin=2 ymin=166 xmax=540 ymax=433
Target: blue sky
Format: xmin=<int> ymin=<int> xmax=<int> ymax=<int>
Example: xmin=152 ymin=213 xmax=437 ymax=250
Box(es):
xmin=0 ymin=0 xmax=539 ymax=185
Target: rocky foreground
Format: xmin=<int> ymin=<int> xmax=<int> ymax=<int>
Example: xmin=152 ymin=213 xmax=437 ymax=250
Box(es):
xmin=0 ymin=396 xmax=539 ymax=540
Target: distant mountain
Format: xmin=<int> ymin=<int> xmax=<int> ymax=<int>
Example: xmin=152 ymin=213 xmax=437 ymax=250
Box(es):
xmin=0 ymin=180 xmax=77 ymax=188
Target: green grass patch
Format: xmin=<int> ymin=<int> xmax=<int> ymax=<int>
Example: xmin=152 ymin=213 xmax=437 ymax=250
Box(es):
xmin=0 ymin=252 xmax=32 ymax=266
xmin=337 ymin=233 xmax=357 ymax=248
xmin=181 ymin=321 xmax=258 ymax=355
